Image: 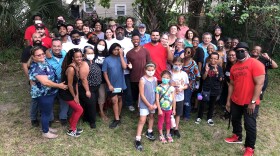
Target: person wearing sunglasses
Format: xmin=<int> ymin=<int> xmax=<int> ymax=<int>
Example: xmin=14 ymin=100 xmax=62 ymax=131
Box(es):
xmin=28 ymin=46 xmax=68 ymax=139
xmin=225 ymin=42 xmax=265 ymax=156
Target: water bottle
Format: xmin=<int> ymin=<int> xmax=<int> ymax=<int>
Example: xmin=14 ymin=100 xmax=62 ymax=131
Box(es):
xmin=197 ymin=93 xmax=203 ymax=101
xmin=171 ymin=115 xmax=176 ymax=128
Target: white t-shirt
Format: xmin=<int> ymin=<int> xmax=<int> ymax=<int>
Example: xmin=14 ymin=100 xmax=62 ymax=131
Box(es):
xmin=62 ymin=39 xmax=94 ymax=53
xmin=115 ymin=37 xmax=134 ymax=75
xmin=170 ymin=70 xmax=189 ymax=101
xmin=105 ymin=38 xmax=117 ymax=50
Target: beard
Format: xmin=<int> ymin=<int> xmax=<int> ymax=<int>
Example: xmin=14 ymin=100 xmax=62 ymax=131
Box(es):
xmin=151 ymin=39 xmax=159 ymax=44
xmin=116 ymin=33 xmax=124 ymax=40
xmin=33 ymin=41 xmax=42 ymax=46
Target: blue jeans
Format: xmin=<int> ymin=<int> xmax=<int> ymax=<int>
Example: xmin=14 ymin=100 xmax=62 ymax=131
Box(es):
xmin=35 ymin=94 xmax=56 ymax=133
xmin=58 ymin=96 xmax=69 ymax=120
xmin=30 ymin=98 xmax=39 ymax=121
xmin=184 ymin=88 xmax=192 ymax=119
xmin=123 ymin=74 xmax=133 ymax=107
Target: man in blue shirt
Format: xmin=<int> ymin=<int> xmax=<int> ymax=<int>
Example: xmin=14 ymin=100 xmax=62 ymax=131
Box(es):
xmin=46 ymin=38 xmax=69 ymax=125
xmin=198 ymin=32 xmax=217 ymax=67
xmin=138 ymin=24 xmax=151 ymax=46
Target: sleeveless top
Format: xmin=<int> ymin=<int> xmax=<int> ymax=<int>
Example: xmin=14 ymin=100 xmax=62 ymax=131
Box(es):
xmin=86 ymin=60 xmax=102 ymax=87
xmin=139 ymin=76 xmax=157 ymax=109
xmin=59 ymin=65 xmax=79 ymax=101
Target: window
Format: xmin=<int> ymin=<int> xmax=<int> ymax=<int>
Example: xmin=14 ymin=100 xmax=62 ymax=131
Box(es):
xmin=115 ymin=4 xmax=126 ymax=16
xmin=84 ymin=2 xmax=94 ymax=12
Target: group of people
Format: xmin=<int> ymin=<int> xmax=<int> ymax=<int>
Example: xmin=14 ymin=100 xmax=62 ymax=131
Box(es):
xmin=20 ymin=13 xmax=278 ymax=156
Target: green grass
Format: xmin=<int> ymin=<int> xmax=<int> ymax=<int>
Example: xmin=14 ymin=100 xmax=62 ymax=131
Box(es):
xmin=0 ymin=50 xmax=280 ymax=155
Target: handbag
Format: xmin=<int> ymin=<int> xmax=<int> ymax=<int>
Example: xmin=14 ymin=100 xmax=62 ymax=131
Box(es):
xmin=159 ymin=85 xmax=171 ymax=101
xmin=201 ymin=90 xmax=210 ymax=102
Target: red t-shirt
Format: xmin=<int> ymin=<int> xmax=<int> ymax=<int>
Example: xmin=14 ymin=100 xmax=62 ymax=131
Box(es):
xmin=144 ymin=42 xmax=167 ymax=80
xmin=230 ymin=58 xmax=265 ymax=105
xmin=24 ymin=25 xmax=50 ymax=41
xmin=29 ymin=36 xmax=52 ymax=48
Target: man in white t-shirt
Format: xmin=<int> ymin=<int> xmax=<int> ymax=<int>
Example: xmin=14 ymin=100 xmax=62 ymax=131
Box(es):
xmin=62 ymin=29 xmax=93 ymax=53
xmin=114 ymin=26 xmax=135 ymax=111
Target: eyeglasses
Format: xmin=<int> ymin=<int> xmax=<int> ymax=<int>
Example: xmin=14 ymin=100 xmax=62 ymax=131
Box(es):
xmin=34 ymin=53 xmax=45 ymax=57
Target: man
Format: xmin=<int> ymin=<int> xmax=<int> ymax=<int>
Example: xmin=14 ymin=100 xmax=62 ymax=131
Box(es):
xmin=82 ymin=24 xmax=91 ymax=40
xmin=62 ymin=29 xmax=93 ymax=52
xmin=198 ymin=32 xmax=217 ymax=67
xmin=114 ymin=26 xmax=135 ymax=111
xmin=75 ymin=18 xmax=84 ymax=36
xmin=127 ymin=33 xmax=151 ymax=107
xmin=66 ymin=24 xmax=74 ymax=35
xmin=250 ymin=45 xmax=278 ymax=99
xmin=58 ymin=23 xmax=70 ymax=43
xmin=35 ymin=23 xmax=52 ymax=48
xmin=144 ymin=30 xmax=173 ymax=81
xmin=224 ymin=37 xmax=232 ymax=52
xmin=24 ymin=14 xmax=50 ymax=46
xmin=225 ymin=42 xmax=265 ymax=156
xmin=176 ymin=15 xmax=189 ymax=38
xmin=46 ymin=39 xmax=69 ymax=125
xmin=138 ymin=24 xmax=151 ymax=45
xmin=211 ymin=26 xmax=224 ymax=46
xmin=108 ymin=20 xmax=117 ymax=38
xmin=231 ymin=38 xmax=239 ymax=50
xmin=21 ymin=32 xmax=48 ymax=127
xmin=192 ymin=37 xmax=204 ymax=72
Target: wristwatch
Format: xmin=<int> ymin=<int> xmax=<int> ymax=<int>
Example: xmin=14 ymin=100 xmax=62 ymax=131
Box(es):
xmin=251 ymin=100 xmax=256 ymax=104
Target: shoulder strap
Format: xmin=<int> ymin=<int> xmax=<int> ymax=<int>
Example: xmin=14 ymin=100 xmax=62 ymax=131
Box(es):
xmin=159 ymin=85 xmax=171 ymax=101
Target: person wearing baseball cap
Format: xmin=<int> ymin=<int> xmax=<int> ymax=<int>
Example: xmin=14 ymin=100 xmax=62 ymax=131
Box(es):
xmin=35 ymin=23 xmax=52 ymax=48
xmin=108 ymin=20 xmax=117 ymax=38
xmin=138 ymin=23 xmax=151 ymax=45
xmin=225 ymin=42 xmax=265 ymax=156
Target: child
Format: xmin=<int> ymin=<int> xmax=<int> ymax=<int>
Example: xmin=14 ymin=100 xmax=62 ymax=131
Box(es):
xmin=102 ymin=43 xmax=129 ymax=129
xmin=156 ymin=70 xmax=176 ymax=143
xmin=195 ymin=52 xmax=223 ymax=126
xmin=135 ymin=62 xmax=157 ymax=151
xmin=170 ymin=57 xmax=189 ymax=138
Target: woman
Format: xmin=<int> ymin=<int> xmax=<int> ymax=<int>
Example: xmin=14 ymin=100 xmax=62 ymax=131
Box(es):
xmin=60 ymin=48 xmax=84 ymax=137
xmin=94 ymin=21 xmax=105 ymax=40
xmin=184 ymin=29 xmax=198 ymax=48
xmin=174 ymin=38 xmax=185 ymax=58
xmin=124 ymin=17 xmax=139 ymax=39
xmin=79 ymin=46 xmax=102 ymax=128
xmin=182 ymin=47 xmax=200 ymax=121
xmin=94 ymin=39 xmax=109 ymax=121
xmin=160 ymin=33 xmax=169 ymax=47
xmin=105 ymin=28 xmax=117 ymax=50
xmin=168 ymin=25 xmax=178 ymax=48
xmin=29 ymin=46 xmax=68 ymax=139
xmin=192 ymin=37 xmax=204 ymax=72
xmin=220 ymin=50 xmax=237 ymax=119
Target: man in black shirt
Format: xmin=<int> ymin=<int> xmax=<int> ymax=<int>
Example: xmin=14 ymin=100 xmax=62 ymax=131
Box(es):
xmin=251 ymin=45 xmax=278 ymax=99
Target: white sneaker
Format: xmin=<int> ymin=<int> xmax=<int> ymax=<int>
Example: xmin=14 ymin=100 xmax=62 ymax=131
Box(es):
xmin=42 ymin=132 xmax=58 ymax=139
xmin=128 ymin=106 xmax=135 ymax=111
xmin=195 ymin=118 xmax=201 ymax=124
xmin=49 ymin=127 xmax=58 ymax=133
xmin=207 ymin=119 xmax=214 ymax=126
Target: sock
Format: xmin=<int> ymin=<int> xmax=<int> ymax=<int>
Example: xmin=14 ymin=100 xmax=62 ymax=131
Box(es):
xmin=147 ymin=129 xmax=153 ymax=133
xmin=136 ymin=136 xmax=141 ymax=141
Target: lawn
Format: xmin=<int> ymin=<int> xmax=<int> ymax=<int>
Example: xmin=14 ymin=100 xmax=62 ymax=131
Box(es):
xmin=0 ymin=49 xmax=279 ymax=155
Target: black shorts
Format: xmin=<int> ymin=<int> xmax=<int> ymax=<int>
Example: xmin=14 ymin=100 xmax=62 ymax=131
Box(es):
xmin=108 ymin=91 xmax=123 ymax=97
xmin=175 ymin=101 xmax=184 ymax=116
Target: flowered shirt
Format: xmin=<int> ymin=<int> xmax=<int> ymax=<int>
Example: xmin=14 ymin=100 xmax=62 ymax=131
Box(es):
xmin=29 ymin=61 xmax=58 ymax=98
xmin=156 ymin=85 xmax=175 ymax=111
xmin=182 ymin=60 xmax=201 ymax=91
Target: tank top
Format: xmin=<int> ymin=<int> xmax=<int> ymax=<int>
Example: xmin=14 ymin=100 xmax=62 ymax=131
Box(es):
xmin=139 ymin=76 xmax=157 ymax=109
xmin=59 ymin=65 xmax=79 ymax=101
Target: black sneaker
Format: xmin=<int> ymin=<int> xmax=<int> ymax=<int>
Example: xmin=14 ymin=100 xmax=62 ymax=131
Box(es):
xmin=109 ymin=120 xmax=121 ymax=129
xmin=135 ymin=140 xmax=143 ymax=151
xmin=31 ymin=120 xmax=39 ymax=127
xmin=60 ymin=119 xmax=67 ymax=126
xmin=145 ymin=131 xmax=156 ymax=141
xmin=90 ymin=123 xmax=96 ymax=129
xmin=170 ymin=129 xmax=174 ymax=137
xmin=174 ymin=130 xmax=181 ymax=138
xmin=67 ymin=130 xmax=81 ymax=137
xmin=76 ymin=128 xmax=83 ymax=133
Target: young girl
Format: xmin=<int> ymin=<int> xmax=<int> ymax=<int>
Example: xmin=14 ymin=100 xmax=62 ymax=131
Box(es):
xmin=156 ymin=70 xmax=176 ymax=143
xmin=59 ymin=48 xmax=84 ymax=137
xmin=170 ymin=57 xmax=189 ymax=138
xmin=195 ymin=52 xmax=223 ymax=126
xmin=135 ymin=62 xmax=157 ymax=151
xmin=102 ymin=43 xmax=128 ymax=129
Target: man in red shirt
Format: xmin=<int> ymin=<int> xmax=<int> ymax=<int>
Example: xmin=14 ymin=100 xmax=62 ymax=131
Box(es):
xmin=144 ymin=30 xmax=173 ymax=81
xmin=34 ymin=24 xmax=52 ymax=48
xmin=225 ymin=42 xmax=265 ymax=156
xmin=24 ymin=14 xmax=50 ymax=46
xmin=177 ymin=15 xmax=189 ymax=39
